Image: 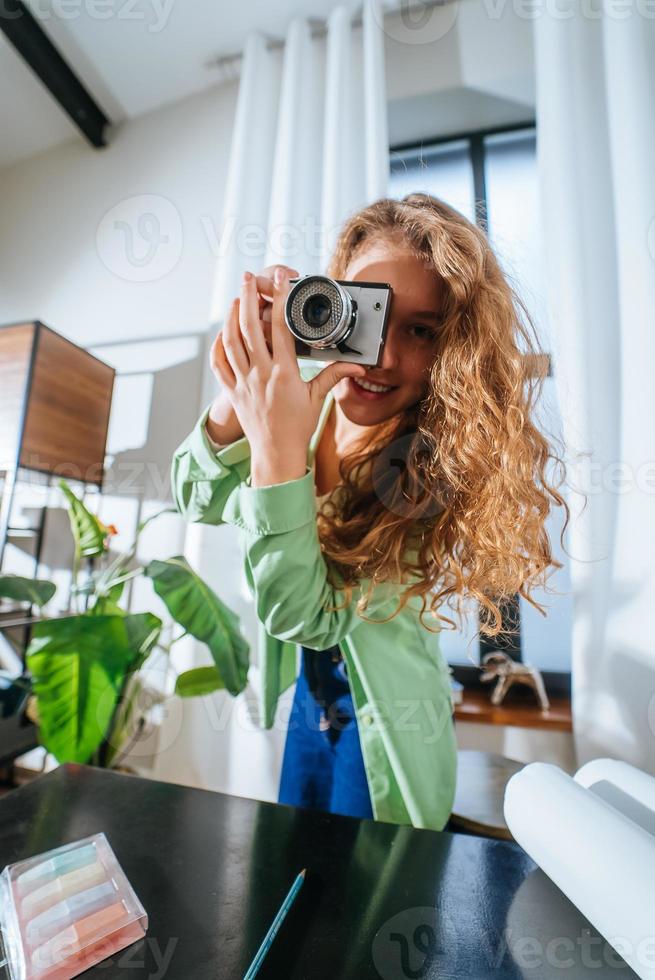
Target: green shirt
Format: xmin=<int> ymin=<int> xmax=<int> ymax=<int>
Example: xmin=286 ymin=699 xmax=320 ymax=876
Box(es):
xmin=170 ymin=362 xmax=457 ymax=831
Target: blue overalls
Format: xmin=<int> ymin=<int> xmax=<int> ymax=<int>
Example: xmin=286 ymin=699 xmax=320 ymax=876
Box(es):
xmin=278 ymin=645 xmax=373 ymax=819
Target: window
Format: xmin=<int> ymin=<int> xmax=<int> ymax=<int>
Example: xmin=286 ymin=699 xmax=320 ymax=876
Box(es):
xmin=388 ymin=125 xmax=572 ymax=680
xmin=389 ymin=139 xmax=475 ymax=223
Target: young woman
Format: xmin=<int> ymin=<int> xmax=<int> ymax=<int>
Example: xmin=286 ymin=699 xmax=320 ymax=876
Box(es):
xmin=171 ymin=193 xmax=569 ymax=831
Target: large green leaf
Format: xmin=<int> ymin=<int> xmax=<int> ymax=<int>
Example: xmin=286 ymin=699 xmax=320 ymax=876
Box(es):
xmin=58 ymin=479 xmax=111 ymax=559
xmin=0 ymin=574 xmax=56 ymax=607
xmin=175 ymin=666 xmax=225 ymax=699
xmin=146 ymin=557 xmax=249 ymax=696
xmin=26 ymin=613 xmax=162 ymax=764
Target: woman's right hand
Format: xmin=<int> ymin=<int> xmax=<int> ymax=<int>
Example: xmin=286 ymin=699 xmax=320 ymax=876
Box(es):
xmin=205 ymin=264 xmax=300 ymax=446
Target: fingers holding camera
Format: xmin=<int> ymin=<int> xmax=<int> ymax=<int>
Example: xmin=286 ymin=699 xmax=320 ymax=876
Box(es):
xmin=308 ymin=360 xmax=368 ymax=405
xmin=270 ymin=266 xmax=297 ymax=363
xmin=255 ymin=265 xmax=299 ymax=306
xmin=239 ymin=272 xmax=271 ymax=364
xmin=222 ymin=297 xmax=251 ymax=378
xmin=206 ymin=330 xmax=245 ymax=444
xmin=210 ymin=328 xmax=236 ymax=389
xmin=256 ymin=266 xmax=299 ymax=338
xmin=223 ymin=266 xmax=292 ymax=382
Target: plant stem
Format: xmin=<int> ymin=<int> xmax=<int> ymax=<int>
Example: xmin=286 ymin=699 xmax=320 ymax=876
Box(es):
xmin=169 ymin=629 xmax=189 ymax=647
xmin=103 ymin=567 xmax=145 ymax=589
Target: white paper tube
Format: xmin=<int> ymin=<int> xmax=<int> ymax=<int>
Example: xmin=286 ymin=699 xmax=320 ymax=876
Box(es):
xmin=504 ymin=762 xmax=655 ymax=980
xmin=575 ymin=758 xmax=655 ymax=831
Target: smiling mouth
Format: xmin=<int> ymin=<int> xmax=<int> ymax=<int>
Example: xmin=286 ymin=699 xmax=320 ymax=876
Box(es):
xmin=350 ymin=377 xmax=398 ymax=398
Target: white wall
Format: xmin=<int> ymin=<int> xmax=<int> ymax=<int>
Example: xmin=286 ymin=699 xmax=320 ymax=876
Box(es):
xmin=0 ymin=79 xmax=236 ymax=344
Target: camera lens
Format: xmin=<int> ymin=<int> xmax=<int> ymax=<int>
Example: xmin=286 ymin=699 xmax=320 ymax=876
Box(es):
xmin=285 ymin=275 xmax=356 ymax=349
xmin=302 ymin=293 xmax=332 ymax=328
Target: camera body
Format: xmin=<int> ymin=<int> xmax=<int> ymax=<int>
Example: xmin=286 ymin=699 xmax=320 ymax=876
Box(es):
xmin=284 ymin=275 xmax=392 ymax=367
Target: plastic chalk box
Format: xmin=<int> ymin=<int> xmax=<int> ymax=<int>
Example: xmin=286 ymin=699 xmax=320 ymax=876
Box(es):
xmin=0 ymin=832 xmax=147 ymax=980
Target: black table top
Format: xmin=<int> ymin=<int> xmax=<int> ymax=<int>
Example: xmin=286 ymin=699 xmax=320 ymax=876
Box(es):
xmin=0 ymin=764 xmax=637 ymax=979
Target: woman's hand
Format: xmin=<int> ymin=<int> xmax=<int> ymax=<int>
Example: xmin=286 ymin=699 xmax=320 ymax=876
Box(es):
xmin=206 ymin=264 xmax=299 ymax=446
xmin=215 ymin=266 xmax=368 ymax=487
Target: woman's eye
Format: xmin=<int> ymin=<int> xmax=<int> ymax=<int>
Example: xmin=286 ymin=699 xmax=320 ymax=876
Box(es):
xmin=409 ymin=323 xmax=437 ymax=341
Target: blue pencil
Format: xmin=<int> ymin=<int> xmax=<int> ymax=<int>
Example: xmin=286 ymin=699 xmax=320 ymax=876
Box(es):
xmin=243 ymin=869 xmax=306 ymax=980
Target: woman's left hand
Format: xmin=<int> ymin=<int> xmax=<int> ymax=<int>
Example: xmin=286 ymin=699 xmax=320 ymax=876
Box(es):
xmin=218 ymin=266 xmax=368 ymax=486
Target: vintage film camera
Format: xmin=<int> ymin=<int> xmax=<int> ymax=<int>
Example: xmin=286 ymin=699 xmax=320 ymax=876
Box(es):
xmin=284 ymin=275 xmax=392 ymax=367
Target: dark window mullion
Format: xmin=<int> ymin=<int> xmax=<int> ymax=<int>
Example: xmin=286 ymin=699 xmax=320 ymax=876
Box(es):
xmin=469 ymin=134 xmax=488 ymax=233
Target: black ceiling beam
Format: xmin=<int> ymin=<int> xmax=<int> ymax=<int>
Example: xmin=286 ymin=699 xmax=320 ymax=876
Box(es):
xmin=0 ymin=0 xmax=110 ymax=148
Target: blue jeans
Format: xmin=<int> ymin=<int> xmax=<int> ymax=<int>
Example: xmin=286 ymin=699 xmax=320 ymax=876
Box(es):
xmin=278 ymin=646 xmax=373 ymax=820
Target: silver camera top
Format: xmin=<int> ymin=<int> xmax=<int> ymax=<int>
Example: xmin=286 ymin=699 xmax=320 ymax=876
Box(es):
xmin=285 ymin=275 xmax=392 ymax=367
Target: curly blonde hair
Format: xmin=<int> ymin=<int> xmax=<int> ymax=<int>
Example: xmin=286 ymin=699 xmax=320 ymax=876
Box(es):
xmin=317 ymin=192 xmax=571 ymax=640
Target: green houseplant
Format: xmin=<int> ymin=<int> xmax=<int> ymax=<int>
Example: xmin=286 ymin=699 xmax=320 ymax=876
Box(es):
xmin=0 ymin=479 xmax=250 ymax=768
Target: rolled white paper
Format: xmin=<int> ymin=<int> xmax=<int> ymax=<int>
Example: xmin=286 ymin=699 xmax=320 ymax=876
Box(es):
xmin=504 ymin=762 xmax=655 ymax=980
xmin=575 ymin=758 xmax=655 ymax=832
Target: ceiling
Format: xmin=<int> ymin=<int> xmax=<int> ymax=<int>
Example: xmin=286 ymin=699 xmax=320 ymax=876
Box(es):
xmin=0 ymin=0 xmax=374 ymax=170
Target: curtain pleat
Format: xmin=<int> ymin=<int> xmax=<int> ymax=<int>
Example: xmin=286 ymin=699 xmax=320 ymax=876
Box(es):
xmin=322 ymin=6 xmax=357 ymax=253
xmin=265 ymin=18 xmax=324 ymax=274
xmin=209 ymin=32 xmax=281 ymax=325
xmin=363 ymin=0 xmax=390 ymax=201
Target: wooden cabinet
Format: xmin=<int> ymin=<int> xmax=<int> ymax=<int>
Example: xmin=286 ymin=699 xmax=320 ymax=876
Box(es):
xmin=0 ymin=321 xmax=115 ymax=484
xmin=0 ymin=321 xmax=115 ymax=565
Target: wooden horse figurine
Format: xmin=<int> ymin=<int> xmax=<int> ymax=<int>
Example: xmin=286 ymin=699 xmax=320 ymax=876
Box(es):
xmin=480 ymin=652 xmax=550 ymax=711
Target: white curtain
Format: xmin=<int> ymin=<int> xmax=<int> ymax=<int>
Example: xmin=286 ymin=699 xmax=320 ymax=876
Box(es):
xmin=210 ymin=0 xmax=389 ymax=322
xmin=533 ymin=12 xmax=655 ymax=771
xmin=167 ymin=1 xmax=390 ymax=800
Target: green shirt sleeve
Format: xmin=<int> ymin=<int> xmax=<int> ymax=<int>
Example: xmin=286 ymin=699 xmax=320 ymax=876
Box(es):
xmin=170 ymin=403 xmax=252 ymax=526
